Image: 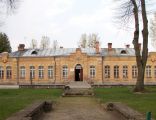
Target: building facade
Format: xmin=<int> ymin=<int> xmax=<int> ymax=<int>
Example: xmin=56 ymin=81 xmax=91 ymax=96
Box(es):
xmin=0 ymin=43 xmax=156 ymax=85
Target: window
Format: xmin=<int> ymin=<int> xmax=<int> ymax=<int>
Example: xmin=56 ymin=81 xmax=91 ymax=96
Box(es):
xmin=31 ymin=51 xmax=38 ymax=55
xmin=154 ymin=66 xmax=156 ymax=78
xmin=146 ymin=65 xmax=151 ymax=78
xmin=0 ymin=66 xmax=4 ymax=79
xmin=62 ymin=65 xmax=68 ymax=78
xmin=6 ymin=66 xmax=12 ymax=79
xmin=120 ymin=50 xmax=127 ymax=54
xmin=48 ymin=66 xmax=53 ymax=79
xmin=20 ymin=66 xmax=26 ymax=79
xmin=114 ymin=65 xmax=119 ymax=78
xmin=38 ymin=66 xmax=44 ymax=79
xmin=132 ymin=65 xmax=138 ymax=78
xmin=30 ymin=66 xmax=35 ymax=79
xmin=104 ymin=65 xmax=110 ymax=78
xmin=90 ymin=65 xmax=96 ymax=78
xmin=123 ymin=65 xmax=128 ymax=78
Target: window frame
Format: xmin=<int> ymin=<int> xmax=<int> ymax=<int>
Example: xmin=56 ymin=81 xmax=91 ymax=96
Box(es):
xmin=146 ymin=65 xmax=151 ymax=78
xmin=6 ymin=66 xmax=12 ymax=79
xmin=114 ymin=65 xmax=119 ymax=79
xmin=38 ymin=66 xmax=44 ymax=79
xmin=132 ymin=65 xmax=138 ymax=78
xmin=48 ymin=66 xmax=54 ymax=79
xmin=30 ymin=66 xmax=35 ymax=79
xmin=0 ymin=66 xmax=4 ymax=79
xmin=104 ymin=65 xmax=110 ymax=78
xmin=154 ymin=66 xmax=156 ymax=78
xmin=20 ymin=66 xmax=26 ymax=79
xmin=62 ymin=65 xmax=68 ymax=79
xmin=90 ymin=65 xmax=96 ymax=78
xmin=123 ymin=65 xmax=128 ymax=78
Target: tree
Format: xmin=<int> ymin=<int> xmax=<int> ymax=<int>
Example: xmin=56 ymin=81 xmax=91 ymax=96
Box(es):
xmin=0 ymin=0 xmax=18 ymax=12
xmin=117 ymin=0 xmax=149 ymax=92
xmin=40 ymin=36 xmax=50 ymax=49
xmin=0 ymin=32 xmax=12 ymax=53
xmin=30 ymin=39 xmax=37 ymax=49
xmin=78 ymin=33 xmax=100 ymax=48
xmin=88 ymin=33 xmax=100 ymax=48
xmin=150 ymin=12 xmax=156 ymax=48
xmin=78 ymin=33 xmax=87 ymax=48
xmin=52 ymin=40 xmax=59 ymax=50
xmin=0 ymin=0 xmax=19 ymax=25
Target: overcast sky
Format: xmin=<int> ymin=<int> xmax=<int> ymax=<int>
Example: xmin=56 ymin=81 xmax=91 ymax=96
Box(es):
xmin=0 ymin=0 xmax=155 ymax=51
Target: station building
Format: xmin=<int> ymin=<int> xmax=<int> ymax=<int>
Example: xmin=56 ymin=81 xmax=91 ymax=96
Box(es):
xmin=0 ymin=43 xmax=156 ymax=85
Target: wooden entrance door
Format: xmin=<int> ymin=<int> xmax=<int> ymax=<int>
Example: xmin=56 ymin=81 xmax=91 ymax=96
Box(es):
xmin=75 ymin=64 xmax=83 ymax=81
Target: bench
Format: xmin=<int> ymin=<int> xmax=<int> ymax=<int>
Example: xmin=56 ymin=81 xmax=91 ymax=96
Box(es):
xmin=7 ymin=101 xmax=52 ymax=120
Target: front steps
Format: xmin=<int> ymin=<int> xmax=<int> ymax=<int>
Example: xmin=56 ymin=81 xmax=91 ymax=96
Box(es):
xmin=62 ymin=81 xmax=94 ymax=96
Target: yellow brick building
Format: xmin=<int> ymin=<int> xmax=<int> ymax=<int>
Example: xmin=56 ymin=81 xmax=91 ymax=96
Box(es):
xmin=0 ymin=43 xmax=156 ymax=85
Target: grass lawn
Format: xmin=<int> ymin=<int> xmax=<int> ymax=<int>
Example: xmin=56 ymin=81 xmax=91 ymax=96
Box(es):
xmin=0 ymin=88 xmax=62 ymax=120
xmin=94 ymin=86 xmax=156 ymax=119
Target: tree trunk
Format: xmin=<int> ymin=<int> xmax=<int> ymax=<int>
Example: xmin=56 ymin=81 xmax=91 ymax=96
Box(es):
xmin=134 ymin=62 xmax=145 ymax=91
xmin=139 ymin=0 xmax=148 ymax=91
xmin=131 ymin=0 xmax=145 ymax=92
xmin=133 ymin=0 xmax=148 ymax=92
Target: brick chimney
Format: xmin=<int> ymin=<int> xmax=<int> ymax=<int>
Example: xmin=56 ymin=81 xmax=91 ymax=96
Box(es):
xmin=18 ymin=44 xmax=25 ymax=51
xmin=108 ymin=43 xmax=112 ymax=50
xmin=126 ymin=44 xmax=130 ymax=48
xmin=95 ymin=41 xmax=100 ymax=54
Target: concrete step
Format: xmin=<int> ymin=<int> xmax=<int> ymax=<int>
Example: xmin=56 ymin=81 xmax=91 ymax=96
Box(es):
xmin=0 ymin=85 xmax=19 ymax=89
xmin=66 ymin=81 xmax=91 ymax=89
xmin=62 ymin=88 xmax=94 ymax=97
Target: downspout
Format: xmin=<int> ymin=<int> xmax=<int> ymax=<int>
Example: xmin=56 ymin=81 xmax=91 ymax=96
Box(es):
xmin=54 ymin=56 xmax=56 ymax=84
xmin=16 ymin=51 xmax=22 ymax=85
xmin=16 ymin=56 xmax=19 ymax=85
xmin=102 ymin=56 xmax=104 ymax=84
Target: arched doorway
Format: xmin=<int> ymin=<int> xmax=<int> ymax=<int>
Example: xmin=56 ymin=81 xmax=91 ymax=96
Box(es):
xmin=75 ymin=64 xmax=83 ymax=81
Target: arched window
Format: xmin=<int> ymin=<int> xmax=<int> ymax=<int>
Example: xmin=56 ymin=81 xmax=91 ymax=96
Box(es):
xmin=132 ymin=65 xmax=137 ymax=78
xmin=0 ymin=66 xmax=4 ymax=79
xmin=62 ymin=65 xmax=68 ymax=78
xmin=114 ymin=65 xmax=119 ymax=78
xmin=6 ymin=66 xmax=12 ymax=79
xmin=146 ymin=65 xmax=151 ymax=78
xmin=38 ymin=66 xmax=44 ymax=79
xmin=104 ymin=65 xmax=110 ymax=78
xmin=120 ymin=50 xmax=127 ymax=54
xmin=123 ymin=65 xmax=128 ymax=78
xmin=20 ymin=66 xmax=26 ymax=79
xmin=30 ymin=66 xmax=35 ymax=79
xmin=48 ymin=66 xmax=53 ymax=79
xmin=90 ymin=65 xmax=96 ymax=78
xmin=31 ymin=51 xmax=38 ymax=55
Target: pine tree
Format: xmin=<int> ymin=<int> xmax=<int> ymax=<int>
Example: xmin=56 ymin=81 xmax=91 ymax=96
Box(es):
xmin=0 ymin=33 xmax=12 ymax=53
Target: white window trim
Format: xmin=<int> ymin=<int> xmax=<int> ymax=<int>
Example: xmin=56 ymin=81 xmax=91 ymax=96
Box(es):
xmin=20 ymin=66 xmax=26 ymax=79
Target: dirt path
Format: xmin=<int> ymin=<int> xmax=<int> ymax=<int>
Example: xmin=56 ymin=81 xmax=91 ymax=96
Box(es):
xmin=42 ymin=97 xmax=125 ymax=120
